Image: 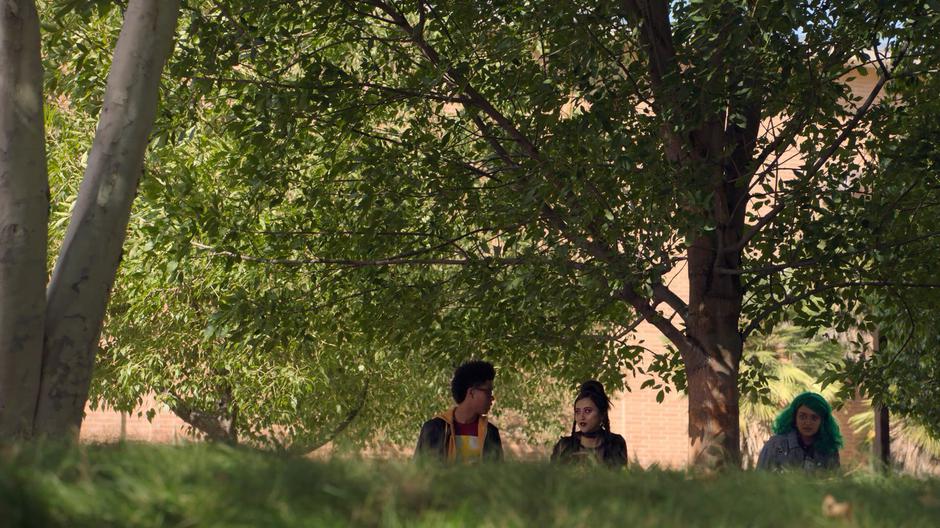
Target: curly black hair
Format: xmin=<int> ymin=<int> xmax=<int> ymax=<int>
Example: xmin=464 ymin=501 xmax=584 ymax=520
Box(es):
xmin=451 ymin=360 xmax=495 ymax=403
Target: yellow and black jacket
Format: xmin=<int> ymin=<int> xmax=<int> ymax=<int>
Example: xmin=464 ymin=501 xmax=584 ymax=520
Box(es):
xmin=414 ymin=408 xmax=503 ymax=462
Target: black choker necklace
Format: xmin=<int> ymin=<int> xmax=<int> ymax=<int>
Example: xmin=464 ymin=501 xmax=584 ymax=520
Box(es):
xmin=580 ymin=430 xmax=601 ymax=439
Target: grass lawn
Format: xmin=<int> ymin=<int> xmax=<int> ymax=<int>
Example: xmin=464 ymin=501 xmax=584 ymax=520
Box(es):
xmin=1 ymin=442 xmax=938 ymax=527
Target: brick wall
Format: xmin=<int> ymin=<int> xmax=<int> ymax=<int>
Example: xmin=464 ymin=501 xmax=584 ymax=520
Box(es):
xmin=834 ymin=397 xmax=870 ymax=467
xmin=614 ymin=381 xmax=688 ymax=467
xmin=80 ymin=394 xmax=195 ymax=444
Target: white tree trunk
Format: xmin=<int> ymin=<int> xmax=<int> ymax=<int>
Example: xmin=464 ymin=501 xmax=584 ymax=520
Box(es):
xmin=34 ymin=0 xmax=180 ymax=436
xmin=0 ymin=0 xmax=48 ymax=438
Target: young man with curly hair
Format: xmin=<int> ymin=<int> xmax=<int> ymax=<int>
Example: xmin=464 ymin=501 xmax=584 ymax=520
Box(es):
xmin=414 ymin=360 xmax=503 ymax=462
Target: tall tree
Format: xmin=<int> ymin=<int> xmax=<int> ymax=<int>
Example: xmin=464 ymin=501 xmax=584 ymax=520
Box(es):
xmin=0 ymin=0 xmax=48 ymax=438
xmin=0 ymin=0 xmax=180 ymax=438
xmin=159 ymin=0 xmax=936 ymax=467
xmin=41 ymin=0 xmax=940 ymax=465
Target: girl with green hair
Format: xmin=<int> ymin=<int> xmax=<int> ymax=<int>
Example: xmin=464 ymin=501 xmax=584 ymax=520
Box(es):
xmin=756 ymin=392 xmax=843 ymax=471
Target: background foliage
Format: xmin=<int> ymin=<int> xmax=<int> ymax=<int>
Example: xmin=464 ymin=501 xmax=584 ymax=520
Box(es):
xmin=36 ymin=0 xmax=940 ymax=451
xmin=41 ymin=0 xmax=577 ymax=450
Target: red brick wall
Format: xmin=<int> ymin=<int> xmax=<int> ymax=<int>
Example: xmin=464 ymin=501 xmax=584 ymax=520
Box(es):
xmin=80 ymin=395 xmax=195 ymax=443
xmin=606 ymin=257 xmax=692 ymax=467
xmin=834 ymin=397 xmax=870 ymax=467
xmin=614 ymin=382 xmax=688 ymax=467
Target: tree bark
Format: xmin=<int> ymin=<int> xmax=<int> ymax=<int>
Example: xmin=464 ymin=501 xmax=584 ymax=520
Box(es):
xmin=168 ymin=382 xmax=238 ymax=445
xmin=682 ymin=106 xmax=755 ymax=467
xmin=170 ymin=398 xmax=239 ymax=445
xmin=686 ymin=354 xmax=741 ymax=467
xmin=0 ymin=0 xmax=48 ymax=438
xmin=33 ymin=0 xmax=180 ymax=437
xmin=620 ymin=0 xmax=760 ymax=469
xmin=873 ymin=404 xmax=890 ymax=470
xmin=685 ymin=234 xmax=745 ymax=468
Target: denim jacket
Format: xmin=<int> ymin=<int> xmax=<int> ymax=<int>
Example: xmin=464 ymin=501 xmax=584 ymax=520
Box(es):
xmin=756 ymin=430 xmax=840 ymax=471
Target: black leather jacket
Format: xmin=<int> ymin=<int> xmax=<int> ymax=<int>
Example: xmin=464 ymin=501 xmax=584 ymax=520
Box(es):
xmin=551 ymin=431 xmax=628 ymax=468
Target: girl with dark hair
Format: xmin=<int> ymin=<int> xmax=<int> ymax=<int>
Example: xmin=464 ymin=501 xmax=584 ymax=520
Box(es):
xmin=551 ymin=380 xmax=627 ymax=468
xmin=757 ymin=391 xmax=843 ymax=471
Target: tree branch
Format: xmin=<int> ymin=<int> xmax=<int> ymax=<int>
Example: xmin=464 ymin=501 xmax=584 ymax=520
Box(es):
xmin=742 ymin=280 xmax=940 ymax=339
xmin=356 ymin=0 xmax=700 ymax=364
xmin=653 ymin=284 xmax=689 ymax=323
xmin=188 ymin=75 xmax=470 ymax=104
xmin=719 ymin=230 xmax=940 ymax=277
xmin=617 ymin=287 xmax=706 ymax=370
xmin=168 ymin=388 xmax=237 ymax=445
xmin=619 ymin=0 xmax=681 ymax=112
xmin=724 ymin=57 xmax=898 ymax=255
xmin=288 ymin=380 xmax=370 ymax=455
xmin=191 ymin=241 xmax=529 ymax=268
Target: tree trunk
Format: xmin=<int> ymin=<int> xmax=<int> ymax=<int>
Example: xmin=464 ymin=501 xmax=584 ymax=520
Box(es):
xmin=169 ymin=385 xmax=239 ymax=445
xmin=170 ymin=401 xmax=239 ymax=445
xmin=33 ymin=0 xmax=180 ymax=436
xmin=680 ymin=90 xmax=756 ymax=468
xmin=686 ymin=353 xmax=741 ymax=467
xmin=870 ymin=330 xmax=891 ymax=470
xmin=874 ymin=404 xmax=890 ymax=470
xmin=0 ymin=0 xmax=48 ymax=438
xmin=685 ymin=229 xmax=745 ymax=468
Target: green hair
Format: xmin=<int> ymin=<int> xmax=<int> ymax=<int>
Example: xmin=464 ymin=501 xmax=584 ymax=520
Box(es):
xmin=772 ymin=392 xmax=844 ymax=455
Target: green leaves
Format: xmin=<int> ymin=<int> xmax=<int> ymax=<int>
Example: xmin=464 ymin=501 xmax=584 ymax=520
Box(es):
xmin=38 ymin=0 xmax=940 ymax=449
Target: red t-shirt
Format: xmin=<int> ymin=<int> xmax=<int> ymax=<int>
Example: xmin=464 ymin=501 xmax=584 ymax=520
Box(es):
xmin=454 ymin=419 xmax=479 ymax=436
xmin=453 ymin=418 xmax=482 ymax=461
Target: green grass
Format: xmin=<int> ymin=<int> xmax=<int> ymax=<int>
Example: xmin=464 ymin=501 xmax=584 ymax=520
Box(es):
xmin=1 ymin=443 xmax=938 ymax=527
